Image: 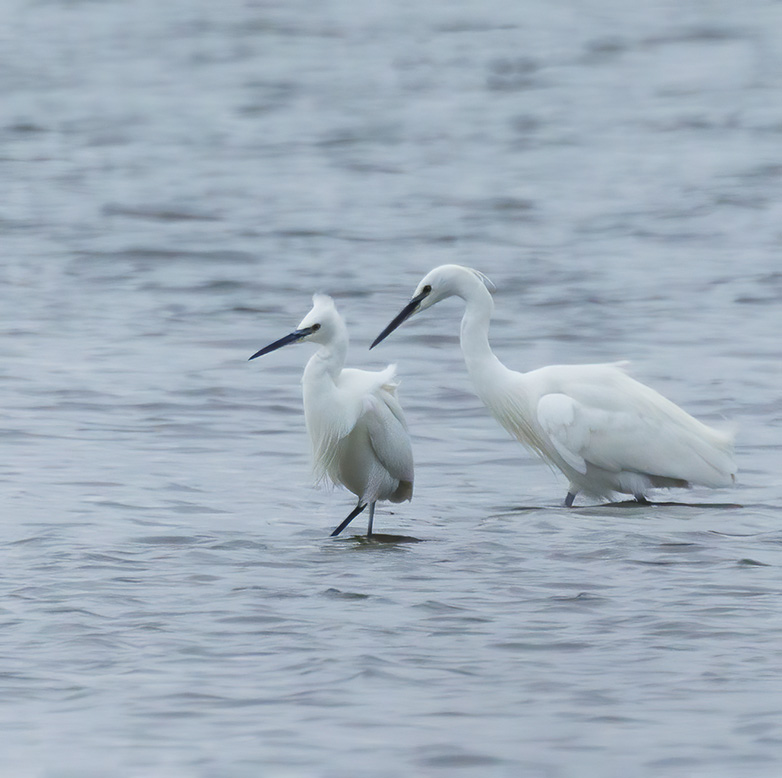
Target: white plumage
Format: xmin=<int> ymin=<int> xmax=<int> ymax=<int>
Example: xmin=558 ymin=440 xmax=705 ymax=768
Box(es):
xmin=372 ymin=264 xmax=735 ymax=506
xmin=250 ymin=294 xmax=413 ymax=536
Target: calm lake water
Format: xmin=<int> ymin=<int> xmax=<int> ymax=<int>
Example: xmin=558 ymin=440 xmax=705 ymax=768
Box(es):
xmin=3 ymin=0 xmax=782 ymax=775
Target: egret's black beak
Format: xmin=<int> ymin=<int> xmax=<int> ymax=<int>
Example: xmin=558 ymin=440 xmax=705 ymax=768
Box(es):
xmin=370 ymin=290 xmax=429 ymax=349
xmin=248 ymin=327 xmax=316 ymax=360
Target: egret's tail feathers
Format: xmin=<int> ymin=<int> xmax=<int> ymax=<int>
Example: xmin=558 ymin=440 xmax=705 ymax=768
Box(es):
xmin=389 ymin=479 xmax=413 ymax=503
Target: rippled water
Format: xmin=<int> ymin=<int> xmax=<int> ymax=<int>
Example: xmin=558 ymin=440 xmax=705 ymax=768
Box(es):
xmin=3 ymin=0 xmax=782 ymax=775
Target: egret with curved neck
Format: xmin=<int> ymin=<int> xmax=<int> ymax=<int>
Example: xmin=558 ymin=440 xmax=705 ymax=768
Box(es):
xmin=251 ymin=294 xmax=414 ymax=536
xmin=371 ymin=265 xmax=735 ymax=506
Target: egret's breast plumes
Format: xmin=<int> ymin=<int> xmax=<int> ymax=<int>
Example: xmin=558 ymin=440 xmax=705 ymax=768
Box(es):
xmin=303 ymin=353 xmax=413 ymax=506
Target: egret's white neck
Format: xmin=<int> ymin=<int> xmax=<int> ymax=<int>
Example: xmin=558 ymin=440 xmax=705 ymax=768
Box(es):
xmin=452 ymin=274 xmax=537 ymax=449
xmin=456 ymin=279 xmax=505 ymax=393
xmin=303 ymin=331 xmax=348 ymax=386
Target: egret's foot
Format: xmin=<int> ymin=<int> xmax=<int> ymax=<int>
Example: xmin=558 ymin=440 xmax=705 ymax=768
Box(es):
xmin=633 ymin=495 xmax=651 ymax=505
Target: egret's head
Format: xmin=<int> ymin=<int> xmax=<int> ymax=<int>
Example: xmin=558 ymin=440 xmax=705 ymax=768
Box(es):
xmin=297 ymin=294 xmax=343 ymax=344
xmin=371 ymin=265 xmax=494 ymax=349
xmin=249 ymin=293 xmax=343 ymax=360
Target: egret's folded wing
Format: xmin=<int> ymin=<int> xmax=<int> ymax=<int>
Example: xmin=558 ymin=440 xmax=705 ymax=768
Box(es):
xmin=363 ymin=392 xmax=414 ymax=484
xmin=536 ymin=394 xmax=589 ymax=474
xmin=376 ymin=382 xmax=408 ymax=432
xmin=538 ymin=387 xmax=735 ymax=486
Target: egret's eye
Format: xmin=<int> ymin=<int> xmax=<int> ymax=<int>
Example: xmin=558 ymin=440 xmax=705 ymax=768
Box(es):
xmin=422 ymin=284 xmax=432 ymax=294
xmin=311 ymin=323 xmax=321 ymax=331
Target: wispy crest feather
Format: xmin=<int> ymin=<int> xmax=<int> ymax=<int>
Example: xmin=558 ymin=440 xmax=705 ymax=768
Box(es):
xmin=466 ymin=267 xmax=496 ymax=293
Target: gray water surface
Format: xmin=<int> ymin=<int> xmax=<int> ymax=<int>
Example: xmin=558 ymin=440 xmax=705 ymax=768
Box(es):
xmin=3 ymin=0 xmax=782 ymax=776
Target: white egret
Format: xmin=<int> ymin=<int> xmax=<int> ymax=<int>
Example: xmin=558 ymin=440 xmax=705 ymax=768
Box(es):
xmin=371 ymin=264 xmax=736 ymax=506
xmin=250 ymin=294 xmax=413 ymax=536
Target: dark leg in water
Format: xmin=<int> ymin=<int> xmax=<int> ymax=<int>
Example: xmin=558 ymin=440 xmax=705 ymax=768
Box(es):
xmin=331 ymin=502 xmax=367 ymax=537
xmin=564 ymin=491 xmax=577 ymax=508
xmin=366 ymin=502 xmax=376 ymax=537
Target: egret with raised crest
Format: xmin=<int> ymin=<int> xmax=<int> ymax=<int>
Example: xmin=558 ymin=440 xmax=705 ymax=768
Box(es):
xmin=371 ymin=264 xmax=735 ymax=506
xmin=250 ymin=294 xmax=414 ymax=536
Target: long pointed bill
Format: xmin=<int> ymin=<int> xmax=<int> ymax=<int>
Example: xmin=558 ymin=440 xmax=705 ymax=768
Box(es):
xmin=370 ymin=291 xmax=428 ymax=349
xmin=248 ymin=327 xmax=316 ymax=360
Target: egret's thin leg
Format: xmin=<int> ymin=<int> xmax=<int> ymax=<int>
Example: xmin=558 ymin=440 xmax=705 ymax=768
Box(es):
xmin=367 ymin=502 xmax=376 ymax=537
xmin=331 ymin=502 xmax=367 ymax=537
xmin=564 ymin=491 xmax=577 ymax=508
